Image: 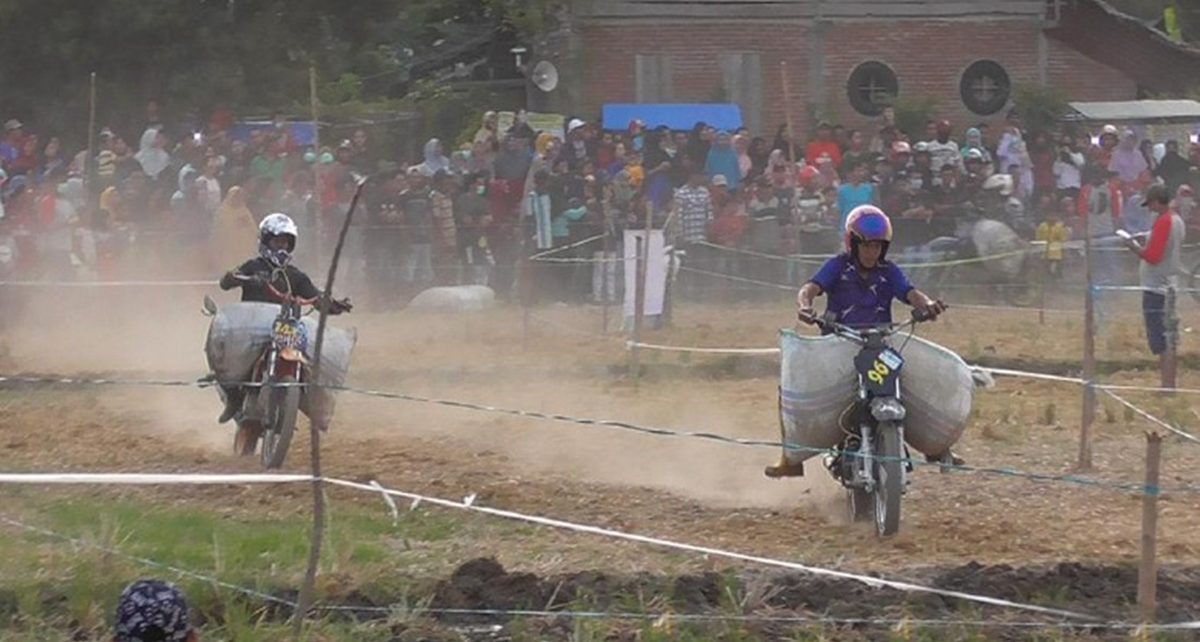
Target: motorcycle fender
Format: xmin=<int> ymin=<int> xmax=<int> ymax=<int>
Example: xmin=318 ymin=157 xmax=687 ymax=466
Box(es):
xmin=280 ymin=347 xmax=310 ymax=365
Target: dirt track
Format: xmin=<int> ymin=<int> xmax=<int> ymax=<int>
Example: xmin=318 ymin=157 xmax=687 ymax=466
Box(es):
xmin=4 ymin=289 xmax=1200 ymax=629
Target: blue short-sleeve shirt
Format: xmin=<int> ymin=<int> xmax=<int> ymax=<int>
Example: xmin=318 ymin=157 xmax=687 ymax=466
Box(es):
xmin=809 ymin=253 xmax=914 ymax=326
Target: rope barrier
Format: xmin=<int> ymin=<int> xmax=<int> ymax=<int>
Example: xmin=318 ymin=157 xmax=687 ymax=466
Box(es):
xmin=0 ymin=372 xmax=1183 ymax=494
xmin=323 ymin=478 xmax=1101 ymax=622
xmin=4 ymin=509 xmax=1164 ymax=631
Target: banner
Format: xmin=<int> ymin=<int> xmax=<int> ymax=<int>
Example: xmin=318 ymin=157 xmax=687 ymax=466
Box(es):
xmin=498 ymin=111 xmax=566 ymax=141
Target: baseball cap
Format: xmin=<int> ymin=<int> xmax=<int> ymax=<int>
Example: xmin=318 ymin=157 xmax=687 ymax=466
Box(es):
xmin=964 ymin=148 xmax=984 ymax=162
xmin=4 ymin=119 xmax=21 ymax=131
xmin=567 ymin=118 xmax=585 ymax=133
xmin=891 ymin=141 xmax=911 ymax=155
xmin=1142 ymin=184 xmax=1170 ymax=206
xmin=711 ymin=175 xmax=728 ymax=187
xmin=913 ymin=141 xmax=930 ymax=154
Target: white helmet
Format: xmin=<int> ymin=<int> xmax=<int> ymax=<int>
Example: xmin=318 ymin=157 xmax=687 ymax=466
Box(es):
xmin=259 ymin=213 xmax=298 ymax=267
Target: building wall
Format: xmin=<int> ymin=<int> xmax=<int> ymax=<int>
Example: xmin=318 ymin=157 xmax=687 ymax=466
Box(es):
xmin=1044 ymin=35 xmax=1138 ymax=101
xmin=577 ymin=18 xmax=1139 ymax=135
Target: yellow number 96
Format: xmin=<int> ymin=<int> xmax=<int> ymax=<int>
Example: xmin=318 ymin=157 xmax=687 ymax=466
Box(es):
xmin=868 ymin=360 xmax=890 ymax=384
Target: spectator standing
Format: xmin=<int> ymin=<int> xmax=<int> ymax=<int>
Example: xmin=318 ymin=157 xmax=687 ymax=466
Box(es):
xmin=805 ymin=122 xmax=843 ymax=168
xmin=840 ymin=130 xmax=870 ymax=177
xmin=925 ymin=120 xmax=963 ymax=177
xmin=706 ymin=132 xmax=741 ymax=192
xmin=1156 ymin=140 xmax=1193 ymax=193
xmin=416 ymin=138 xmax=451 ymax=177
xmin=210 ymin=186 xmax=257 ymax=270
xmin=399 ymin=168 xmax=435 ymax=296
xmin=431 ymin=171 xmax=459 ymax=284
xmin=0 ymin=119 xmax=25 ymax=167
xmin=1109 ymin=129 xmax=1149 ymax=188
xmin=136 ymin=129 xmax=171 ymax=182
xmin=1123 ymin=184 xmax=1184 ymax=389
xmin=1053 ymin=140 xmax=1085 ymax=197
xmin=472 ymin=111 xmax=500 ymax=171
xmin=1035 ymin=207 xmax=1070 ymax=279
xmin=836 ymin=161 xmax=877 ymax=228
xmin=38 ymin=137 xmax=67 ymax=183
xmin=455 ymin=172 xmax=493 ymax=286
xmin=674 ymin=167 xmax=713 ymax=246
xmin=364 ymin=170 xmax=405 ymax=310
xmin=9 ymin=134 xmax=39 ymax=177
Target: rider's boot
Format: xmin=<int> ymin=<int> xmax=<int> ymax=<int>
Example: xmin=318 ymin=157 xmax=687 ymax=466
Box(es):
xmin=218 ymin=386 xmax=243 ymax=424
xmin=764 ymin=456 xmax=805 ymax=478
xmin=926 ymin=450 xmax=966 ymax=471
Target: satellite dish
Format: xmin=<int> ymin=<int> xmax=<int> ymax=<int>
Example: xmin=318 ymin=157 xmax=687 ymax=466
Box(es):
xmin=531 ymin=60 xmax=559 ymax=93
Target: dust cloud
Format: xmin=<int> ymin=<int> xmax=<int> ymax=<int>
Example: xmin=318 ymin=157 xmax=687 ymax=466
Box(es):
xmin=2 ymin=288 xmax=842 ymax=513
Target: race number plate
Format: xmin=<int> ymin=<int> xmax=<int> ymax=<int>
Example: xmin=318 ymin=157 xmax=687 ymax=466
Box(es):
xmin=855 ymin=348 xmax=904 ymax=396
xmin=272 ymin=320 xmax=307 ymax=352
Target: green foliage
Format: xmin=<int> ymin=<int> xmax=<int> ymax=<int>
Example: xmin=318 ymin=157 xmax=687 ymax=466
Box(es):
xmin=483 ymin=0 xmax=560 ymax=38
xmin=886 ymin=95 xmax=938 ymax=141
xmin=1012 ymin=83 xmax=1070 ymax=136
xmin=0 ymin=0 xmax=499 ymax=142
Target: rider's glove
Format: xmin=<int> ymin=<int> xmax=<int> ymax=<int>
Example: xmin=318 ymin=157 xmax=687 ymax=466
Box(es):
xmin=797 ymin=306 xmax=817 ymax=325
xmin=324 ymin=296 xmax=353 ymax=315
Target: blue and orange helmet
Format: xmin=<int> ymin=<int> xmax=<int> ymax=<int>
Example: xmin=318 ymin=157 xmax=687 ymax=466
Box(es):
xmin=843 ymin=205 xmax=894 ymax=260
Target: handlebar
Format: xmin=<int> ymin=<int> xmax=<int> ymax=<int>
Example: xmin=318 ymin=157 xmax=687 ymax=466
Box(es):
xmin=231 ymin=272 xmax=320 ymax=307
xmin=804 ymin=308 xmax=939 ymax=345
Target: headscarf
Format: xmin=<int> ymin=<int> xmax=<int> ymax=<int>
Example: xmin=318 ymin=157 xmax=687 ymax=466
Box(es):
xmin=1108 ymin=129 xmax=1148 ymax=184
xmin=114 ymin=580 xmax=191 ymax=642
xmin=418 ymin=138 xmax=450 ymax=176
xmin=210 ymin=186 xmax=258 ymax=268
xmin=705 ymin=132 xmax=741 ymax=191
xmin=135 ymin=128 xmax=170 ymax=179
xmin=733 ymin=134 xmax=753 ymax=179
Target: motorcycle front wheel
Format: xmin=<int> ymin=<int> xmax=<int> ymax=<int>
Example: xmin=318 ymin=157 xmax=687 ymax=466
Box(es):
xmin=261 ymin=373 xmax=300 ymax=469
xmin=874 ymin=422 xmax=904 ymax=537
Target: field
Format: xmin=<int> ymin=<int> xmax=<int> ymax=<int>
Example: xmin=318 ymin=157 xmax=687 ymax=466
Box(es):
xmin=2 ymin=283 xmax=1200 ymax=641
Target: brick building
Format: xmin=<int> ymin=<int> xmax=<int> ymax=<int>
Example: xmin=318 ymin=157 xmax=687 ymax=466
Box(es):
xmin=540 ymin=0 xmax=1200 ymax=134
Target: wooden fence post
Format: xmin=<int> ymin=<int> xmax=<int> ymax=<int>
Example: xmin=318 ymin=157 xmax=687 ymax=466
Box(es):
xmin=1138 ymin=431 xmax=1163 ymax=623
xmin=1078 ymin=231 xmax=1096 ymax=471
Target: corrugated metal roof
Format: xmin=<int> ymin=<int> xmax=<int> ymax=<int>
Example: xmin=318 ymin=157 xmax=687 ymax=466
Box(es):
xmin=1066 ymin=100 xmax=1200 ymax=122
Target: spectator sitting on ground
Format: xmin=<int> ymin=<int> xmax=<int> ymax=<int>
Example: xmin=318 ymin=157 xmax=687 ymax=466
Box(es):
xmin=114 ymin=579 xmax=198 ymax=642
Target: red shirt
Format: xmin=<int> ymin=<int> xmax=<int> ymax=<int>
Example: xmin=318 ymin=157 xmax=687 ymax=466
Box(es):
xmin=805 ymin=141 xmax=843 ymax=168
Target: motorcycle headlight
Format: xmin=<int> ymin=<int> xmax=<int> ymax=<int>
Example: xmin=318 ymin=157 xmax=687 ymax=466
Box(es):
xmin=870 ymin=397 xmax=907 ymax=422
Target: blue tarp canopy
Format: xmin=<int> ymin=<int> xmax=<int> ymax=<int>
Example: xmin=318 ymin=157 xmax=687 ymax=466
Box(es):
xmin=230 ymin=121 xmax=319 ymax=146
xmin=602 ymin=103 xmax=743 ymax=132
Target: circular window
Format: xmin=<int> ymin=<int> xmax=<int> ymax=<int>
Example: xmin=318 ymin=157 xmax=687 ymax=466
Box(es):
xmin=960 ymin=60 xmax=1011 ymax=115
xmin=846 ymin=61 xmax=899 ymax=117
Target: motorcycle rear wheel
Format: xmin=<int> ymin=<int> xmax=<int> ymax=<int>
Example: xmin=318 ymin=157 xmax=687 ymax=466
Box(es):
xmin=261 ymin=374 xmax=300 ymax=469
xmin=874 ymin=422 xmax=904 ymax=537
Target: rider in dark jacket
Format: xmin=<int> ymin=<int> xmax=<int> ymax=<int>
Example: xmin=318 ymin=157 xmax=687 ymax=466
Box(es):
xmin=216 ymin=213 xmax=351 ymax=427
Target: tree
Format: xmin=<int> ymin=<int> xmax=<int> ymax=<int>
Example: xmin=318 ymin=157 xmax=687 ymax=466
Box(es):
xmin=0 ymin=0 xmax=499 ymax=144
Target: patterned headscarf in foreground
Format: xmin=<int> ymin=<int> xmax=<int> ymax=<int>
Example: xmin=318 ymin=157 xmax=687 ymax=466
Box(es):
xmin=115 ymin=579 xmax=191 ymax=642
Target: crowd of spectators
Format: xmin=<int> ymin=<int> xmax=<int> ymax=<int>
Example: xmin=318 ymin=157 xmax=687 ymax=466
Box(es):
xmin=2 ymin=100 xmax=1198 ymax=305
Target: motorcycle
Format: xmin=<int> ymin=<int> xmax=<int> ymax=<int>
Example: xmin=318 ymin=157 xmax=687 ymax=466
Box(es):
xmin=895 ymin=211 xmax=1034 ymax=307
xmin=808 ymin=309 xmax=938 ymax=537
xmin=207 ymin=273 xmax=319 ymax=469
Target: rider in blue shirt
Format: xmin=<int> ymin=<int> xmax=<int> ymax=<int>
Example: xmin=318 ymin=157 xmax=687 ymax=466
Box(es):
xmin=765 ymin=205 xmax=953 ymax=478
xmin=797 ymin=205 xmax=943 ymax=328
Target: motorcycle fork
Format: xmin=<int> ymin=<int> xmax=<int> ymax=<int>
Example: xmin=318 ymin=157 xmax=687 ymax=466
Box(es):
xmin=854 ymin=423 xmax=875 ymax=493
